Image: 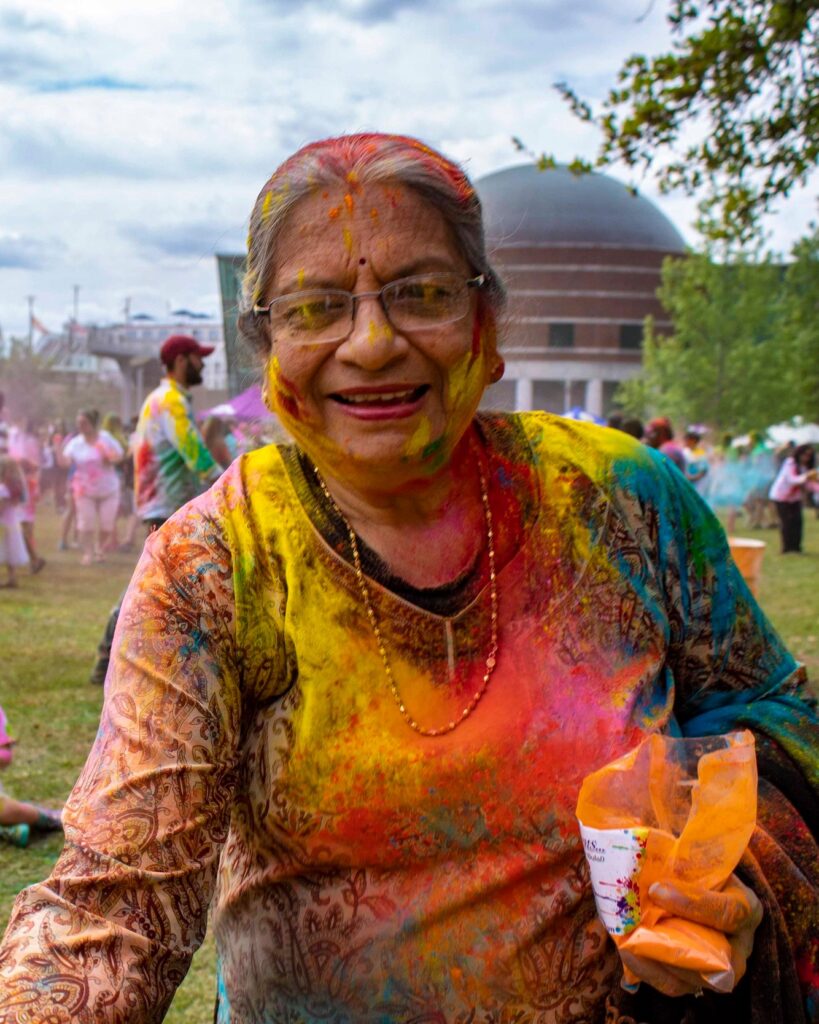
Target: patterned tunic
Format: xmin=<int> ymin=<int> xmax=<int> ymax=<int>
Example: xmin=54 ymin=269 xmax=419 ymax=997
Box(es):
xmin=0 ymin=413 xmax=814 ymax=1024
xmin=134 ymin=376 xmax=220 ymax=522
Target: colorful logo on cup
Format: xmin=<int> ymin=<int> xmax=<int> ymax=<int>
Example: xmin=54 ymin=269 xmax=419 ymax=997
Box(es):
xmin=578 ymin=824 xmax=649 ymax=936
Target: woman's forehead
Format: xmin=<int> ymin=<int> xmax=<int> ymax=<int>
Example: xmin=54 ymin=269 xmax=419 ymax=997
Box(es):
xmin=272 ymin=182 xmax=463 ymax=283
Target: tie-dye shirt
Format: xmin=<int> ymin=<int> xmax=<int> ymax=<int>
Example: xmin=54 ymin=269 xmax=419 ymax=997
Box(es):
xmin=134 ymin=376 xmax=221 ymax=521
xmin=0 ymin=412 xmax=815 ymax=1024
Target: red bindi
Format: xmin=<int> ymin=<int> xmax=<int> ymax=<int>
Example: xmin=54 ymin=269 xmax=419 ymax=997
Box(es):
xmin=359 ymin=257 xmax=366 ymax=265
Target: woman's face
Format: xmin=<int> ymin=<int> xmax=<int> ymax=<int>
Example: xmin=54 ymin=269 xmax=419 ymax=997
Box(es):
xmin=76 ymin=413 xmax=92 ymax=435
xmin=260 ymin=183 xmax=493 ymax=489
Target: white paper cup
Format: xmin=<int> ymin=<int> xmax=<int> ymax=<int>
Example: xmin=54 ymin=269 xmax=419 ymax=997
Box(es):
xmin=579 ymin=823 xmax=650 ymax=937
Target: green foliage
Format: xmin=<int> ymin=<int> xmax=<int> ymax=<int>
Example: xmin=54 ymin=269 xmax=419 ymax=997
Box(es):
xmin=617 ymin=229 xmax=819 ymax=431
xmin=556 ymin=0 xmax=818 ymax=244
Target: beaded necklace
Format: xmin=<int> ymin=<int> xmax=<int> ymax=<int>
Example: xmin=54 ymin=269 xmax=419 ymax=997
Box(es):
xmin=313 ymin=453 xmax=499 ymax=737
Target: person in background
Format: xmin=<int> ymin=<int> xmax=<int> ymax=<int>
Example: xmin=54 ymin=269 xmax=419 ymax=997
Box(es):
xmin=0 ymin=392 xmax=8 ymax=456
xmin=202 ymin=415 xmax=234 ymax=470
xmin=681 ymin=426 xmax=709 ymax=494
xmin=0 ymin=456 xmax=28 ymax=588
xmin=101 ymin=413 xmax=131 ymax=551
xmin=50 ymin=420 xmax=70 ymax=513
xmin=59 ymin=410 xmax=124 ymax=566
xmin=8 ymin=418 xmax=45 ymax=574
xmin=768 ymin=443 xmax=818 ymax=554
xmin=0 ymin=706 xmax=63 ymax=848
xmin=88 ymin=337 xmax=222 ymax=685
xmin=644 ymin=416 xmax=686 ymax=472
xmin=133 ymin=334 xmax=222 ymax=530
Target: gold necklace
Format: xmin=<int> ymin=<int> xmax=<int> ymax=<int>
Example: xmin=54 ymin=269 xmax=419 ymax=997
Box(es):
xmin=314 ymin=454 xmax=499 ymax=738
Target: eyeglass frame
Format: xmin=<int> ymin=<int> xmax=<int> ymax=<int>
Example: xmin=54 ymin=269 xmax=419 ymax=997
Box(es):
xmin=251 ymin=272 xmax=487 ymax=344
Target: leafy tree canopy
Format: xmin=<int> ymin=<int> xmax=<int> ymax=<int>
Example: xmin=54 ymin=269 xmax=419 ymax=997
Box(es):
xmin=555 ymin=0 xmax=818 ymax=245
xmin=617 ymin=225 xmax=819 ymax=430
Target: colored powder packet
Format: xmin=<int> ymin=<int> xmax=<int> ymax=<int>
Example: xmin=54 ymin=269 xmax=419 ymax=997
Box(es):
xmin=576 ymin=730 xmax=757 ymax=991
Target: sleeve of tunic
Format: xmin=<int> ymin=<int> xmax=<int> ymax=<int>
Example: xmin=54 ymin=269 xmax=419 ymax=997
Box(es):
xmin=609 ymin=444 xmax=819 ymax=1023
xmin=0 ymin=492 xmax=242 ymax=1023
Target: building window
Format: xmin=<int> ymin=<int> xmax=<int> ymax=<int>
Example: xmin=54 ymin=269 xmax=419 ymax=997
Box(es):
xmin=619 ymin=324 xmax=644 ymax=349
xmin=549 ymin=323 xmax=574 ymax=348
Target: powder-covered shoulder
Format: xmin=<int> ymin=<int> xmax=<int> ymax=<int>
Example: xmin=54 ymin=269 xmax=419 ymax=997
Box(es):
xmin=513 ymin=411 xmax=660 ymax=489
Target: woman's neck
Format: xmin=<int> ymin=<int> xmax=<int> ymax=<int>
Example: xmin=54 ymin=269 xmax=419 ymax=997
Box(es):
xmin=316 ymin=435 xmax=487 ymax=588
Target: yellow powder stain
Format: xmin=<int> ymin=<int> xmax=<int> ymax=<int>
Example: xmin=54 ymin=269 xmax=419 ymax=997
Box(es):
xmin=261 ymin=192 xmax=274 ymax=221
xmin=342 ymin=226 xmax=353 ymax=253
xmin=446 ymin=349 xmax=483 ymax=408
xmin=367 ymin=320 xmax=394 ymax=344
xmin=405 ymin=415 xmax=432 ymax=458
xmin=296 ymin=268 xmax=305 ymax=288
xmin=346 ymin=170 xmax=358 ymax=185
xmin=344 ymin=193 xmax=354 ymax=213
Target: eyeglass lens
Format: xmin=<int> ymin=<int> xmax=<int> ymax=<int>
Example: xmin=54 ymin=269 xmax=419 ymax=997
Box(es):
xmin=270 ymin=273 xmax=471 ymax=344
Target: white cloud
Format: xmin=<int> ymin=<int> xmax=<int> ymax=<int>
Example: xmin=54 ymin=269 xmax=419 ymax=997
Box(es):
xmin=0 ymin=0 xmax=814 ymax=341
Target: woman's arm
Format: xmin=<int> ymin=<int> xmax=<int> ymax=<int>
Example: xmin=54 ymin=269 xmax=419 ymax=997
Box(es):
xmin=619 ymin=450 xmax=818 ymax=1011
xmin=0 ymin=500 xmax=241 ymax=1023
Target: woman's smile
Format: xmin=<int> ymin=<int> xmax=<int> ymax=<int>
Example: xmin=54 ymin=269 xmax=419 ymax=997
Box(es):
xmin=328 ymin=383 xmax=431 ymax=419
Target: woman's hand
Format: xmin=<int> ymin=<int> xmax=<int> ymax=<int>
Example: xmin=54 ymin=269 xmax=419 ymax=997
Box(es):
xmin=620 ymin=874 xmax=763 ymax=998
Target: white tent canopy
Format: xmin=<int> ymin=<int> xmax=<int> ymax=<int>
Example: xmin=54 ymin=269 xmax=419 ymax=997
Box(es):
xmin=766 ymin=418 xmax=819 ymax=446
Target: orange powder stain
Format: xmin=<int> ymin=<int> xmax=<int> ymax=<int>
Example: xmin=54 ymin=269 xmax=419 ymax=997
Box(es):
xmin=328 ymin=207 xmax=340 ymax=220
xmin=370 ymin=208 xmax=379 ymax=220
xmin=344 ymin=193 xmax=354 ymax=214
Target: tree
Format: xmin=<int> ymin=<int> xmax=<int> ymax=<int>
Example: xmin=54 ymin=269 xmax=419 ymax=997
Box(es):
xmin=616 ymin=249 xmax=801 ymax=432
xmin=556 ymin=0 xmax=818 ymax=245
xmin=777 ymin=225 xmax=819 ymax=421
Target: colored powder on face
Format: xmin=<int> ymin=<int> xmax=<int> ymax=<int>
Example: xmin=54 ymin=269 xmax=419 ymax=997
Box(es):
xmin=297 ymin=269 xmax=305 ymax=289
xmin=404 ymin=416 xmax=432 ymax=459
xmin=368 ymin=320 xmax=394 ymax=344
xmin=344 ymin=193 xmax=354 ymax=214
xmin=370 ymin=208 xmax=379 ymax=220
xmin=346 ymin=170 xmax=359 ymax=185
xmin=343 ymin=227 xmax=353 ymax=253
xmin=328 ymin=207 xmax=340 ymax=220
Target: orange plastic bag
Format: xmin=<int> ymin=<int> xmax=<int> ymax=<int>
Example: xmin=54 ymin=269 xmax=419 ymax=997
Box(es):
xmin=576 ymin=730 xmax=757 ymax=991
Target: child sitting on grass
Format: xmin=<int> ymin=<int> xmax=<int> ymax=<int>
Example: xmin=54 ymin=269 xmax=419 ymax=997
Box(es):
xmin=0 ymin=706 xmax=63 ymax=847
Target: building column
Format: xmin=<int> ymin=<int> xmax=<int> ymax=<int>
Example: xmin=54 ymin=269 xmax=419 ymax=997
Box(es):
xmin=515 ymin=377 xmax=533 ymax=412
xmin=563 ymin=379 xmax=572 ymax=412
xmin=585 ymin=378 xmax=603 ymax=418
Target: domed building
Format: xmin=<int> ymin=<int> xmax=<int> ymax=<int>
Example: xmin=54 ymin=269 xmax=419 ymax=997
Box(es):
xmin=476 ymin=164 xmax=686 ymax=416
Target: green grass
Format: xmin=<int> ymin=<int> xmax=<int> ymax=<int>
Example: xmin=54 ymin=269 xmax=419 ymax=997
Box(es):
xmin=0 ymin=503 xmax=817 ymax=1021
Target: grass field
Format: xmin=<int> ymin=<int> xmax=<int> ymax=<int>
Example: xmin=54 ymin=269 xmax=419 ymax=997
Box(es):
xmin=0 ymin=502 xmax=817 ymax=1020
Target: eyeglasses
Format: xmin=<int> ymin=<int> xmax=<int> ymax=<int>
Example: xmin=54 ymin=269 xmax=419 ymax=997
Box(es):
xmin=252 ymin=272 xmax=485 ymax=346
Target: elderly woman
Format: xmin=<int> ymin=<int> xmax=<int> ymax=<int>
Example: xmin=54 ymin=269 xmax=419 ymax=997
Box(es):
xmin=0 ymin=134 xmax=816 ymax=1024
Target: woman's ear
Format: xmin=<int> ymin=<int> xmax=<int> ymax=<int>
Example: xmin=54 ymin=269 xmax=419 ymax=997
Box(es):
xmin=489 ymin=358 xmax=505 ymax=384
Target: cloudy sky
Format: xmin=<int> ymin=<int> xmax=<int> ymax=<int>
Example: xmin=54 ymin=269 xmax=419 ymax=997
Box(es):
xmin=1 ymin=0 xmax=815 ymax=341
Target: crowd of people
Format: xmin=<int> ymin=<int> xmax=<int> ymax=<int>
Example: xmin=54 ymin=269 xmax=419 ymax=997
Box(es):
xmin=607 ymin=412 xmax=819 ymax=554
xmin=0 ymin=382 xmax=278 ymax=586
xmin=0 ymin=132 xmax=815 ymax=1024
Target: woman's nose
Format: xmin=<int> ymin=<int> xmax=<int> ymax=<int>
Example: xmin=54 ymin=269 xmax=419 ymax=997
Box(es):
xmin=335 ymin=294 xmax=408 ymax=370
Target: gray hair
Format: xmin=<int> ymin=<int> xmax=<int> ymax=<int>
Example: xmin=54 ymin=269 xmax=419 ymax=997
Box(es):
xmin=238 ymin=133 xmax=506 ymax=356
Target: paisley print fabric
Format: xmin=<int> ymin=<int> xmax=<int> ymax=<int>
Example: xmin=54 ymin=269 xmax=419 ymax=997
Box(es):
xmin=0 ymin=412 xmax=816 ymax=1024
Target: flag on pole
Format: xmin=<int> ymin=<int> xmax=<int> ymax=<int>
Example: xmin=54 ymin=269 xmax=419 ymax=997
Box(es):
xmin=30 ymin=315 xmax=51 ymax=335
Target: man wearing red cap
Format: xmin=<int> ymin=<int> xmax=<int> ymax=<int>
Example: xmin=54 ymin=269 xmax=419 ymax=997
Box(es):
xmin=134 ymin=334 xmax=223 ymax=528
